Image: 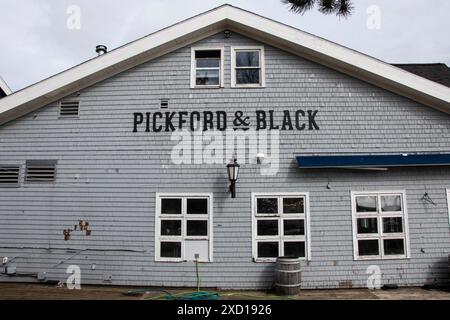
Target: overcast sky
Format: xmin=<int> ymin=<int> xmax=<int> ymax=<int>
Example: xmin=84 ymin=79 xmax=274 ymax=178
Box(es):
xmin=0 ymin=0 xmax=449 ymax=92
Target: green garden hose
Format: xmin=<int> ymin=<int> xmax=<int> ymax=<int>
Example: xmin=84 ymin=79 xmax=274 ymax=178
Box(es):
xmin=195 ymin=257 xmax=200 ymax=292
xmin=161 ymin=291 xmax=220 ymax=300
xmin=125 ymin=259 xmax=220 ymax=300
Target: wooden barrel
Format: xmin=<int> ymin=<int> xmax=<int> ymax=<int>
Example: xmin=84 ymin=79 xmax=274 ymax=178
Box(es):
xmin=275 ymin=256 xmax=301 ymax=295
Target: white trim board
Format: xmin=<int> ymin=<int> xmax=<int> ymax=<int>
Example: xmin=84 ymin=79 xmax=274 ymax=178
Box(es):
xmin=0 ymin=77 xmax=12 ymax=96
xmin=447 ymin=189 xmax=450 ymax=226
xmin=1 ymin=4 xmax=449 ymax=126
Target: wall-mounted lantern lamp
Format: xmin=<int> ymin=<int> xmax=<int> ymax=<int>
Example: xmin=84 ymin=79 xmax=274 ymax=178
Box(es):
xmin=227 ymin=158 xmax=240 ymax=198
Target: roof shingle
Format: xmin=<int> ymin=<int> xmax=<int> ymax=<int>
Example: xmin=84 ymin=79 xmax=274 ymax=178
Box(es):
xmin=393 ymin=63 xmax=450 ymax=88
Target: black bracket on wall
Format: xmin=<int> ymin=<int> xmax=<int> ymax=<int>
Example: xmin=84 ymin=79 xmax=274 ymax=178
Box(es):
xmin=421 ymin=192 xmax=437 ymax=206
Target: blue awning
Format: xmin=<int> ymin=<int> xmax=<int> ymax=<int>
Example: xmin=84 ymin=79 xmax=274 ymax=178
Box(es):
xmin=296 ymin=153 xmax=450 ymax=169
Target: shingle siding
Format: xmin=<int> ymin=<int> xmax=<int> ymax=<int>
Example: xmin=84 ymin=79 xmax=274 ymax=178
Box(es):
xmin=0 ymin=32 xmax=450 ymax=289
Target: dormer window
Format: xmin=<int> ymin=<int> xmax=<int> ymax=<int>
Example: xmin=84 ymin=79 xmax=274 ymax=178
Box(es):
xmin=191 ymin=48 xmax=224 ymax=88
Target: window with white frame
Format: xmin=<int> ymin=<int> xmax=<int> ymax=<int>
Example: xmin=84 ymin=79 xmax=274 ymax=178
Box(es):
xmin=252 ymin=193 xmax=310 ymax=262
xmin=191 ymin=48 xmax=224 ymax=88
xmin=352 ymin=191 xmax=410 ymax=260
xmin=155 ymin=194 xmax=213 ymax=262
xmin=231 ymin=46 xmax=265 ymax=87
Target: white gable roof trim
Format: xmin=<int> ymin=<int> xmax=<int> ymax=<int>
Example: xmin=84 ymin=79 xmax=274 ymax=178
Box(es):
xmin=0 ymin=4 xmax=449 ymax=126
xmin=0 ymin=77 xmax=12 ymax=96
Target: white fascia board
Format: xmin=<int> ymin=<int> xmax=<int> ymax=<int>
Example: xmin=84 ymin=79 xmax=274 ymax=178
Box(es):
xmin=0 ymin=77 xmax=12 ymax=95
xmin=1 ymin=4 xmax=449 ymax=126
xmin=222 ymin=6 xmax=450 ymax=113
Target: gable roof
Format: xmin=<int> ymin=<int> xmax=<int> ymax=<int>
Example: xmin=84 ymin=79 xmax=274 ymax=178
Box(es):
xmin=0 ymin=76 xmax=12 ymax=98
xmin=0 ymin=4 xmax=450 ymax=126
xmin=393 ymin=63 xmax=450 ymax=88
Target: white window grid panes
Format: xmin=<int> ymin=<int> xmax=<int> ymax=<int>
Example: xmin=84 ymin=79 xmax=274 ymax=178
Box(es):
xmin=155 ymin=193 xmax=213 ymax=262
xmin=252 ymin=193 xmax=310 ymax=262
xmin=351 ymin=191 xmax=410 ymax=260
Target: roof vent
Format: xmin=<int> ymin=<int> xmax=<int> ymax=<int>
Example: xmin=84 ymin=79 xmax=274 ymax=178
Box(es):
xmin=96 ymin=45 xmax=107 ymax=56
